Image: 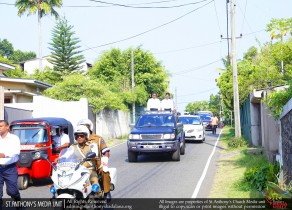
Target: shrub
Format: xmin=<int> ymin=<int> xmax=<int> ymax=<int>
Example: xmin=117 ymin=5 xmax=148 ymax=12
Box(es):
xmin=244 ymin=161 xmax=280 ymax=191
xmin=228 ymin=137 xmax=247 ymax=148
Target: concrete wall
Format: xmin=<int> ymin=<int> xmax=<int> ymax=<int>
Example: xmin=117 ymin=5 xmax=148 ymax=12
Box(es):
xmin=260 ymin=92 xmax=280 ymax=163
xmin=250 ymin=102 xmax=261 ymax=146
xmin=96 ymin=108 xmax=131 ymax=140
xmin=279 ymin=97 xmax=292 ymax=182
xmin=5 ymin=95 xmax=131 ymax=140
xmin=32 ymin=96 xmax=89 ymax=129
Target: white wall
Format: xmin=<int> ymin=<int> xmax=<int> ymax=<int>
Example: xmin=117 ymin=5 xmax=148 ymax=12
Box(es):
xmin=33 ymin=96 xmax=89 ymax=130
xmin=24 ymin=58 xmax=53 ymax=74
xmin=5 ymin=95 xmax=131 ymax=140
xmin=96 ymin=109 xmax=131 ymax=140
xmin=24 ymin=57 xmax=89 ymax=74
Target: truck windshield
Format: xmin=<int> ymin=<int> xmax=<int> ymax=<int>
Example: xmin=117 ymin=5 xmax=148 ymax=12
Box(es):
xmin=11 ymin=124 xmax=48 ymax=144
xmin=137 ymin=115 xmax=175 ymax=127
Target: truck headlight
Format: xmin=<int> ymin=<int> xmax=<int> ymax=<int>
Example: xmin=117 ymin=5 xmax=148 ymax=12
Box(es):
xmin=163 ymin=134 xmax=175 ymax=139
xmin=129 ymin=134 xmax=140 ymax=139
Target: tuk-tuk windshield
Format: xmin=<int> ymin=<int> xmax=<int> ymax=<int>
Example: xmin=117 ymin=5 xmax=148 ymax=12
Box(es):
xmin=57 ymin=147 xmax=82 ymax=167
xmin=11 ymin=124 xmax=48 ymax=144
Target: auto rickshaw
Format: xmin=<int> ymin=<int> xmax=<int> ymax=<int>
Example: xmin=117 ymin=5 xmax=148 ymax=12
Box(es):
xmin=10 ymin=117 xmax=74 ymax=190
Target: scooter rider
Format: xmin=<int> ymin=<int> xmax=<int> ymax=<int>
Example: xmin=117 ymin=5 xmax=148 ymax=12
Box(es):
xmin=71 ymin=125 xmax=99 ymax=186
xmin=77 ymin=119 xmax=111 ymax=200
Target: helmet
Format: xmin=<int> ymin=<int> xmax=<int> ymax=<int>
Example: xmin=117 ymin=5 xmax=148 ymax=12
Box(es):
xmin=74 ymin=125 xmax=90 ymax=139
xmin=77 ymin=119 xmax=93 ymax=131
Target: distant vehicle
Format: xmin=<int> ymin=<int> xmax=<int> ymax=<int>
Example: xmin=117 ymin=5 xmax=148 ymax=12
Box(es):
xmin=127 ymin=111 xmax=185 ymax=162
xmin=184 ymin=112 xmax=190 ymax=115
xmin=200 ymin=115 xmax=212 ymax=131
xmin=197 ymin=111 xmax=213 ymax=116
xmin=178 ymin=115 xmax=205 ymax=143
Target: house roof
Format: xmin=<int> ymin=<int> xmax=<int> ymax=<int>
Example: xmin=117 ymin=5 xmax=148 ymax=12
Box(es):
xmin=0 ymin=76 xmax=52 ymax=88
xmin=0 ymin=62 xmax=15 ymax=71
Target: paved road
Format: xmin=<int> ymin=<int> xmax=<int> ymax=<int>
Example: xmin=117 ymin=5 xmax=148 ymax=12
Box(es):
xmin=3 ymin=129 xmax=222 ymax=199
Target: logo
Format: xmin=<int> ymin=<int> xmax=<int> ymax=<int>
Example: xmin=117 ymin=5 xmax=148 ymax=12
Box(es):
xmin=266 ymin=184 xmax=290 ymax=209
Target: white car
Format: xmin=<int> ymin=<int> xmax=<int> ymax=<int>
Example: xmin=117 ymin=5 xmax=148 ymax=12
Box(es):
xmin=178 ymin=115 xmax=205 ymax=143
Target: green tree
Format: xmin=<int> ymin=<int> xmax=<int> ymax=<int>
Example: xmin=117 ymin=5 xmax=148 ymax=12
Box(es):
xmin=48 ymin=17 xmax=85 ymax=76
xmin=15 ymin=0 xmax=63 ymax=70
xmin=185 ymin=101 xmax=209 ymax=114
xmin=217 ymin=18 xmax=292 ymax=120
xmin=30 ymin=67 xmax=60 ymax=85
xmin=89 ymin=47 xmax=169 ymax=106
xmin=0 ymin=55 xmax=28 ymax=78
xmin=209 ymin=94 xmax=220 ymax=115
xmin=10 ymin=50 xmax=36 ymax=63
xmin=43 ymin=74 xmax=127 ymax=113
xmin=266 ymin=18 xmax=292 ymax=42
xmin=0 ymin=39 xmax=14 ymax=58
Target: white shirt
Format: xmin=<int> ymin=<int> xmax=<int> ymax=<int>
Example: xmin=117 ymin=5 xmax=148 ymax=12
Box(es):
xmin=147 ymin=98 xmax=161 ymax=110
xmin=0 ymin=132 xmax=20 ymax=165
xmin=161 ymin=98 xmax=175 ymax=111
xmin=53 ymin=133 xmax=70 ymax=148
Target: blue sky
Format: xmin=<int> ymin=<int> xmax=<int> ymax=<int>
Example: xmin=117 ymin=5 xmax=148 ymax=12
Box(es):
xmin=1 ymin=0 xmax=292 ymax=112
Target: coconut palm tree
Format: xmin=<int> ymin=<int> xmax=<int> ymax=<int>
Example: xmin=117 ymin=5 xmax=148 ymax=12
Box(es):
xmin=15 ymin=0 xmax=63 ymax=70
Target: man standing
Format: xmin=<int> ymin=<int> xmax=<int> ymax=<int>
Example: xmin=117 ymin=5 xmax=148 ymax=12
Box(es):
xmin=147 ymin=92 xmax=161 ymax=111
xmin=0 ymin=120 xmax=21 ymax=207
xmin=210 ymin=115 xmax=219 ymax=134
xmin=161 ymin=92 xmax=175 ymax=111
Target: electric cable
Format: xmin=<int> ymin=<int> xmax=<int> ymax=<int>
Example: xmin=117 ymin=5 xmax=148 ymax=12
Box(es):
xmin=80 ymin=0 xmax=214 ymax=52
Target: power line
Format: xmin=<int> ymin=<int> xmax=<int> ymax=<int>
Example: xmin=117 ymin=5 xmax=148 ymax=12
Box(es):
xmin=172 ymin=59 xmax=222 ymax=75
xmin=81 ymin=0 xmax=214 ymax=52
xmin=128 ymin=0 xmax=182 ymax=6
xmin=153 ymin=40 xmax=221 ymax=54
xmin=88 ymin=0 xmax=209 ymax=9
xmin=177 ymin=87 xmax=218 ymax=97
xmin=213 ymin=0 xmax=222 ymax=35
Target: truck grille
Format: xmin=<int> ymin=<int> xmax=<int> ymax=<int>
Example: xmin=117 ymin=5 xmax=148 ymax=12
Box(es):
xmin=140 ymin=134 xmax=162 ymax=140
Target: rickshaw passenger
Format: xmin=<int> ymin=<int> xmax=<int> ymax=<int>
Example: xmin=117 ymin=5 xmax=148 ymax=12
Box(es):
xmin=52 ymin=126 xmax=70 ymax=153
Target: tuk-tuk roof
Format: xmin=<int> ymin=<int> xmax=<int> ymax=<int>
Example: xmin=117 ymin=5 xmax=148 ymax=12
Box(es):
xmin=11 ymin=117 xmax=71 ymax=127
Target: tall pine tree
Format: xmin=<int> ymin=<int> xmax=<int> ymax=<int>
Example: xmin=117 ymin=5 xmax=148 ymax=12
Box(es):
xmin=49 ymin=17 xmax=85 ymax=76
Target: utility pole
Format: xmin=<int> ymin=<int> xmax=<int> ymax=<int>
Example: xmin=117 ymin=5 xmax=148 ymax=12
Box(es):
xmin=230 ymin=0 xmax=241 ymax=137
xmin=131 ymin=50 xmax=135 ymax=123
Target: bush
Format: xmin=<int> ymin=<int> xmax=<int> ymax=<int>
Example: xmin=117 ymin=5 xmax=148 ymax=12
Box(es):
xmin=228 ymin=137 xmax=247 ymax=148
xmin=244 ymin=161 xmax=280 ymax=191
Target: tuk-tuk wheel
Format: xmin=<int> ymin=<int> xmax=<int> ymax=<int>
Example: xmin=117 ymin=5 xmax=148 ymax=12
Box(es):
xmin=18 ymin=175 xmax=29 ymax=190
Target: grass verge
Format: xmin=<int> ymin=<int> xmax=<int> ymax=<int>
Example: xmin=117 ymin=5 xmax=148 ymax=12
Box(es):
xmin=208 ymin=126 xmax=266 ymax=198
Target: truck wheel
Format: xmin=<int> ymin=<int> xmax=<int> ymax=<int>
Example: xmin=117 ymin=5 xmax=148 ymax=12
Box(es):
xmin=18 ymin=175 xmax=29 ymax=190
xmin=172 ymin=148 xmax=180 ymax=161
xmin=128 ymin=151 xmax=137 ymax=162
xmin=180 ymin=140 xmax=186 ymax=155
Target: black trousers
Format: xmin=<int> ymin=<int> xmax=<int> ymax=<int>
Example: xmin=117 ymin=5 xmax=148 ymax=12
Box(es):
xmin=0 ymin=163 xmax=21 ymax=204
xmin=212 ymin=125 xmax=217 ymax=134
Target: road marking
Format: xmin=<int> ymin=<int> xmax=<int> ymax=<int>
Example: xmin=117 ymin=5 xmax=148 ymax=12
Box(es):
xmin=191 ymin=129 xmax=222 ymax=198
